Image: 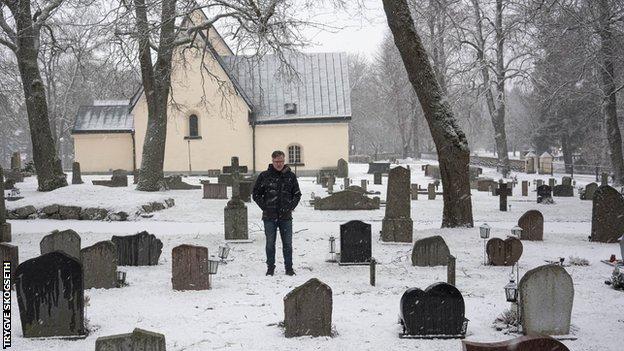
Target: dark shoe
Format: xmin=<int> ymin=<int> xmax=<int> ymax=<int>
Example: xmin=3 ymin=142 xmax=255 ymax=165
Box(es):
xmin=266 ymin=265 xmax=275 ymax=276
xmin=285 ymin=267 xmax=296 ymax=276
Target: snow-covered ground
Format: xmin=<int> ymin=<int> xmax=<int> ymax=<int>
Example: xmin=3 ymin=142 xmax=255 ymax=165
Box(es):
xmin=8 ymin=161 xmax=623 ymax=351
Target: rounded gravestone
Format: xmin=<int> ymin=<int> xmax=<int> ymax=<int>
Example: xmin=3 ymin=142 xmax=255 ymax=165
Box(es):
xmin=411 ymin=235 xmax=451 ymax=266
xmin=582 ymin=182 xmax=598 ymax=200
xmin=591 ymin=185 xmax=624 ymax=243
xmin=517 ymin=210 xmax=544 ymax=241
xmin=519 ymin=264 xmax=573 ymax=335
xmin=40 ymin=229 xmax=81 ymax=260
xmin=486 ymin=237 xmax=523 ymax=266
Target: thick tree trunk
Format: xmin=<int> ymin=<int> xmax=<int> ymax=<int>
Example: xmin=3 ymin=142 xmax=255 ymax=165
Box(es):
xmin=598 ymin=0 xmax=624 ymax=185
xmin=382 ymin=0 xmax=473 ymax=227
xmin=12 ymin=0 xmax=67 ymax=191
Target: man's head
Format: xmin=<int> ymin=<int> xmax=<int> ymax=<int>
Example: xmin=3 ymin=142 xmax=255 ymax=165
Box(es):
xmin=271 ymin=150 xmax=285 ymax=171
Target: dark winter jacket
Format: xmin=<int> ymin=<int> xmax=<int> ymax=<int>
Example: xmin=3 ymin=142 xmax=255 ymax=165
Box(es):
xmin=252 ymin=164 xmax=302 ymax=220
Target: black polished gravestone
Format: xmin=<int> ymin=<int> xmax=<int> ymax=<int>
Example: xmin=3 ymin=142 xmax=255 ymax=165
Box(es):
xmin=339 ymin=220 xmax=372 ymax=265
xmin=16 ymin=252 xmax=85 ymax=338
xmin=111 ymin=231 xmax=163 ymax=266
xmin=537 ymin=185 xmax=553 ymax=204
xmin=494 ymin=181 xmax=512 ymax=211
xmin=399 ymin=282 xmax=468 ymax=338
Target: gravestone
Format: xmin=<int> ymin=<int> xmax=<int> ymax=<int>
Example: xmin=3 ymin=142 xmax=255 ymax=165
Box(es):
xmin=519 ymin=264 xmax=573 ymax=335
xmin=535 ymin=179 xmax=543 ymax=188
xmin=224 ymin=197 xmax=248 ymax=240
xmin=361 ymin=179 xmax=367 ymax=192
xmin=284 ymin=278 xmax=332 ymax=337
xmin=590 ymin=185 xmax=624 ymax=243
xmin=0 ymin=167 xmax=10 ymax=242
xmin=367 ymin=162 xmax=390 ymax=174
xmin=411 ymin=236 xmax=451 ymax=267
xmin=314 ymin=191 xmax=380 ymax=210
xmin=477 ymin=178 xmax=495 ymax=192
xmin=327 ymin=182 xmax=334 ymax=194
xmin=381 ymin=166 xmax=413 ymax=243
xmin=81 ymin=240 xmax=117 ymax=289
xmin=172 ymin=244 xmax=210 ymax=290
xmin=494 ymin=181 xmax=512 ymax=211
xmin=427 ymin=183 xmax=436 ymax=200
xmin=399 ymin=282 xmax=467 ymax=338
xmin=424 ymin=164 xmax=441 ymax=179
xmin=548 ymin=178 xmax=556 ymax=188
xmin=112 ymin=231 xmax=163 ymax=266
xmin=165 ymin=175 xmax=201 ymax=190
xmin=343 ymin=177 xmax=350 ymax=187
xmin=373 ymin=172 xmax=382 ymax=185
xmin=16 ymin=252 xmax=85 ymax=338
xmin=93 ymin=169 xmax=128 ymax=187
xmin=518 ymin=210 xmax=544 ymax=241
xmin=336 ymin=158 xmax=348 ymax=178
xmin=537 ymin=185 xmax=553 ymax=204
xmin=521 ymin=181 xmax=528 ymax=196
xmin=10 ymin=152 xmax=21 ymax=170
xmin=95 ymin=328 xmax=166 ymax=351
xmin=40 ymin=229 xmax=81 ymax=260
xmin=486 ymin=237 xmax=523 ymax=266
xmin=581 ymin=182 xmax=598 ymax=200
xmin=601 ymin=172 xmax=609 ymax=186
xmin=411 ymin=184 xmax=418 ymax=200
xmin=553 ymin=184 xmax=574 ymax=197
xmin=339 ymin=220 xmax=372 ymax=265
xmin=207 ymin=169 xmax=221 ymax=177
xmin=461 ymin=335 xmax=570 ymax=351
xmin=72 ymin=162 xmax=83 ymax=185
xmin=562 ymin=176 xmax=572 ymax=186
xmin=8 ymin=152 xmax=23 ymax=183
xmin=201 ymin=181 xmax=227 ymax=199
xmin=222 ymin=156 xmax=248 ymax=174
xmin=0 ymin=243 xmax=18 ymax=282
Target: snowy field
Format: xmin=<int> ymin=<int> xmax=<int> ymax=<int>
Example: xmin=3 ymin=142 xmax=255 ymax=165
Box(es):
xmin=7 ymin=161 xmax=624 ymax=351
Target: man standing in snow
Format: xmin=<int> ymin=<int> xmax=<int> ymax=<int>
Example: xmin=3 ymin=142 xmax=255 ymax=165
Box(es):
xmin=252 ymin=150 xmax=302 ymax=276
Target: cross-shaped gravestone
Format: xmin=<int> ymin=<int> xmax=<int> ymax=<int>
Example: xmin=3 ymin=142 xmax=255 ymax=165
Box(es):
xmin=494 ymin=181 xmax=512 ymax=211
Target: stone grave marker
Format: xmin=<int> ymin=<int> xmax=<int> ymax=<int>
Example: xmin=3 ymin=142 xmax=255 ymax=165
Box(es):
xmin=0 ymin=243 xmax=18 ymax=283
xmin=461 ymin=335 xmax=570 ymax=351
xmin=601 ymin=172 xmax=609 ymax=186
xmin=207 ymin=169 xmax=221 ymax=177
xmin=327 ymin=182 xmax=334 ymax=194
xmin=411 ymin=235 xmax=451 ymax=267
xmin=367 ymin=162 xmax=390 ymax=174
xmin=494 ymin=181 xmax=512 ymax=211
xmin=284 ymin=278 xmax=332 ymax=337
xmin=8 ymin=152 xmax=23 ymax=183
xmin=591 ymin=185 xmax=624 ymax=243
xmin=537 ymin=185 xmax=553 ymax=204
xmin=172 ymin=244 xmax=210 ymax=290
xmin=553 ymin=182 xmax=574 ymax=197
xmin=548 ymin=178 xmax=556 ymax=188
xmin=222 ymin=156 xmax=248 ymax=174
xmin=399 ymin=282 xmax=467 ymax=338
xmin=411 ymin=184 xmax=418 ymax=200
xmin=224 ymin=197 xmax=248 ymax=240
xmin=477 ymin=178 xmax=495 ymax=192
xmin=373 ymin=172 xmax=382 ymax=185
xmin=360 ymin=179 xmax=367 ymax=192
xmin=337 ymin=158 xmax=348 ymax=178
xmin=314 ymin=190 xmax=380 ymax=210
xmin=81 ymin=240 xmax=117 ymax=289
xmin=201 ymin=181 xmax=227 ymax=199
xmin=519 ymin=264 xmax=573 ymax=335
xmin=427 ymin=183 xmax=436 ymax=200
xmin=581 ymin=182 xmax=598 ymax=200
xmin=165 ymin=175 xmax=201 ymax=190
xmin=535 ymin=179 xmax=543 ymax=188
xmin=486 ymin=237 xmax=523 ymax=266
xmin=40 ymin=229 xmax=81 ymax=260
xmin=95 ymin=328 xmax=166 ymax=351
xmin=72 ymin=162 xmax=83 ymax=185
xmin=424 ymin=164 xmax=441 ymax=179
xmin=381 ymin=166 xmax=413 ymax=243
xmin=0 ymin=167 xmax=10 ymax=242
xmin=92 ymin=169 xmax=128 ymax=187
xmin=521 ymin=181 xmax=528 ymax=196
xmin=339 ymin=220 xmax=372 ymax=265
xmin=518 ymin=210 xmax=544 ymax=241
xmin=112 ymin=231 xmax=163 ymax=266
xmin=16 ymin=252 xmax=85 ymax=338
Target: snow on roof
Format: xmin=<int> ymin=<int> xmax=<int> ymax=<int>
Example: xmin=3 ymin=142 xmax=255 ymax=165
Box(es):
xmin=72 ymin=105 xmax=133 ymax=134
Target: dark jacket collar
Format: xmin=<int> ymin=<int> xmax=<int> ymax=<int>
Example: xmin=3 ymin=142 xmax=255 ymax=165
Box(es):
xmin=268 ymin=164 xmax=291 ymax=174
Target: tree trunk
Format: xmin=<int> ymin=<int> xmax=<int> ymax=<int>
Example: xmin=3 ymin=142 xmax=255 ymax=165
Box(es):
xmin=382 ymin=0 xmax=473 ymax=228
xmin=12 ymin=0 xmax=67 ymax=191
xmin=561 ymin=134 xmax=573 ymax=174
xmin=598 ymin=0 xmax=624 ymax=185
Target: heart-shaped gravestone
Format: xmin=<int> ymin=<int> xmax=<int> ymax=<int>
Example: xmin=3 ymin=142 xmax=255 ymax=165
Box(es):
xmin=518 ymin=210 xmax=544 ymax=241
xmin=486 ymin=237 xmax=523 ymax=266
xmin=399 ymin=282 xmax=467 ymax=338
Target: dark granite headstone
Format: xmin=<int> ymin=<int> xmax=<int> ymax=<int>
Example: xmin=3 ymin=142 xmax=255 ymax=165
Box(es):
xmin=494 ymin=181 xmax=512 ymax=211
xmin=72 ymin=162 xmax=83 ymax=185
xmin=16 ymin=252 xmax=85 ymax=338
xmin=224 ymin=197 xmax=248 ymax=240
xmin=81 ymin=241 xmax=117 ymax=289
xmin=591 ymin=185 xmax=624 ymax=243
xmin=381 ymin=166 xmax=413 ymax=242
xmin=553 ymin=184 xmax=574 ymax=197
xmin=40 ymin=229 xmax=81 ymax=260
xmin=581 ymin=182 xmax=598 ymax=200
xmin=518 ymin=210 xmax=544 ymax=241
xmin=411 ymin=236 xmax=451 ymax=266
xmin=411 ymin=184 xmax=418 ymax=200
xmin=337 ymin=158 xmax=348 ymax=178
xmin=339 ymin=220 xmax=371 ymax=265
xmin=367 ymin=162 xmax=390 ymax=174
xmin=373 ymin=172 xmax=382 ymax=185
xmin=427 ymin=183 xmax=436 ymax=200
xmin=521 ymin=181 xmax=528 ymax=196
xmin=399 ymin=282 xmax=467 ymax=338
xmin=477 ymin=178 xmax=495 ymax=192
xmin=462 ymin=335 xmax=570 ymax=351
xmin=165 ymin=175 xmax=201 ymax=190
xmin=111 ymin=231 xmax=163 ymax=266
xmin=486 ymin=237 xmax=523 ymax=266
xmin=537 ymin=185 xmax=553 ymax=204
xmin=361 ymin=179 xmax=368 ymax=192
xmin=172 ymin=244 xmax=210 ymax=290
xmin=0 ymin=243 xmax=18 ymax=283
xmin=95 ymin=328 xmax=166 ymax=351
xmin=284 ymin=278 xmax=332 ymax=337
xmin=314 ymin=190 xmax=380 ymax=210
xmin=93 ymin=169 xmax=128 ymax=187
xmin=548 ymin=178 xmax=556 ymax=188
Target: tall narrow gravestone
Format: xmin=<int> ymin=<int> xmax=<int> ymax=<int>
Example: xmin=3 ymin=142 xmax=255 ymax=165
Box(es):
xmin=381 ymin=166 xmax=413 ymax=243
xmin=81 ymin=240 xmax=117 ymax=289
xmin=224 ymin=197 xmax=248 ymax=240
xmin=590 ymin=185 xmax=624 ymax=243
xmin=519 ymin=264 xmax=573 ymax=335
xmin=0 ymin=167 xmax=11 ymax=242
xmin=411 ymin=236 xmax=451 ymax=267
xmin=427 ymin=183 xmax=436 ymax=200
xmin=40 ymin=229 xmax=81 ymax=260
xmin=284 ymin=278 xmax=332 ymax=338
xmin=72 ymin=162 xmax=83 ymax=185
xmin=172 ymin=244 xmax=210 ymax=290
xmin=112 ymin=231 xmax=163 ymax=266
xmin=339 ymin=220 xmax=372 ymax=265
xmin=521 ymin=181 xmax=528 ymax=196
xmin=16 ymin=252 xmax=85 ymax=338
xmin=518 ymin=210 xmax=544 ymax=241
xmin=373 ymin=172 xmax=382 ymax=185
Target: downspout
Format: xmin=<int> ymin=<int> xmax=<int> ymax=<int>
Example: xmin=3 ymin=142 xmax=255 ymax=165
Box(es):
xmin=251 ymin=110 xmax=256 ymax=174
xmin=131 ymin=131 xmax=137 ymax=173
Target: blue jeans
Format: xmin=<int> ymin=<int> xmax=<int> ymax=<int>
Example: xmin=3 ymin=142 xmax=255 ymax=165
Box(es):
xmin=264 ymin=219 xmax=293 ymax=268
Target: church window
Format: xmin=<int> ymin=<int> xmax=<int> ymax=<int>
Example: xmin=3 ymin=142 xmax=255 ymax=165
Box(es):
xmin=188 ymin=114 xmax=199 ymax=137
xmin=288 ymin=144 xmax=302 ymax=164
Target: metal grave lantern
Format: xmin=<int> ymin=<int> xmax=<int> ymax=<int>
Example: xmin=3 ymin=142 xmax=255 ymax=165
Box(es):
xmin=511 ymin=225 xmax=523 ymax=238
xmin=327 ymin=236 xmax=337 ymax=262
xmin=218 ymin=245 xmax=231 ymax=264
xmin=479 ymin=223 xmax=491 ymax=265
xmin=116 ymin=270 xmax=127 ymax=287
xmin=208 ymin=259 xmax=220 ymax=289
xmin=504 ymin=279 xmax=518 ymax=303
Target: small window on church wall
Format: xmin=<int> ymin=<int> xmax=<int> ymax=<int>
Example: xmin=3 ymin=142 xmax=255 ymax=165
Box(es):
xmin=188 ymin=114 xmax=199 ymax=137
xmin=288 ymin=145 xmax=301 ymax=164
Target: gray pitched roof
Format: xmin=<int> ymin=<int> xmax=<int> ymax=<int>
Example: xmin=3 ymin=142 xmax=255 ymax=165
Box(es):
xmin=222 ymin=53 xmax=351 ymax=124
xmin=72 ymin=105 xmax=133 ymax=134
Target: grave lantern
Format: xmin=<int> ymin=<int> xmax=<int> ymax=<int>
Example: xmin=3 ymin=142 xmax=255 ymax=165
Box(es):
xmin=116 ymin=271 xmax=126 ymax=287
xmin=328 ymin=236 xmax=337 ymax=262
xmin=504 ymin=279 xmax=518 ymax=303
xmin=479 ymin=223 xmax=491 ymax=239
xmin=208 ymin=259 xmax=220 ymax=289
xmin=511 ymin=226 xmax=523 ymax=238
xmin=218 ymin=245 xmax=231 ymax=264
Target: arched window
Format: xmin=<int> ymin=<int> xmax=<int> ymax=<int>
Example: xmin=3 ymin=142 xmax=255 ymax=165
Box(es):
xmin=188 ymin=114 xmax=199 ymax=137
xmin=288 ymin=144 xmax=302 ymax=164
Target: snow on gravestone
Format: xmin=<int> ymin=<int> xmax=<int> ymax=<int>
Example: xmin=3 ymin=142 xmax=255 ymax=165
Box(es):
xmin=16 ymin=252 xmax=85 ymax=338
xmin=39 ymin=229 xmax=81 ymax=260
xmin=0 ymin=243 xmax=18 ymax=283
xmin=284 ymin=278 xmax=332 ymax=338
xmin=461 ymin=334 xmax=570 ymax=351
xmin=172 ymin=244 xmax=210 ymax=290
xmin=411 ymin=235 xmax=451 ymax=267
xmin=95 ymin=328 xmax=166 ymax=351
xmin=81 ymin=240 xmax=117 ymax=289
xmin=313 ymin=190 xmax=380 ymax=210
xmin=381 ymin=166 xmax=413 ymax=243
xmin=517 ymin=210 xmax=544 ymax=241
xmin=486 ymin=237 xmax=523 ymax=266
xmin=339 ymin=220 xmax=372 ymax=265
xmin=399 ymin=282 xmax=467 ymax=337
xmin=112 ymin=231 xmax=163 ymax=266
xmin=591 ymin=185 xmax=624 ymax=243
xmin=224 ymin=197 xmax=248 ymax=240
xmin=519 ymin=264 xmax=573 ymax=335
